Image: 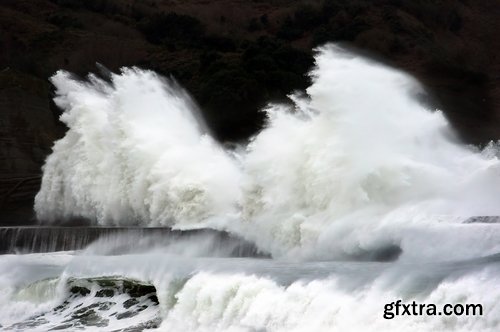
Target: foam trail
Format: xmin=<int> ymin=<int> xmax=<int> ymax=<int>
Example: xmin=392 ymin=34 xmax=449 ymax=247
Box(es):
xmin=35 ymin=68 xmax=241 ymax=226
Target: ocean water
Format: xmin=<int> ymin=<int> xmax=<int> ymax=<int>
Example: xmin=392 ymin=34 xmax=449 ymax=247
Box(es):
xmin=2 ymin=44 xmax=500 ymax=331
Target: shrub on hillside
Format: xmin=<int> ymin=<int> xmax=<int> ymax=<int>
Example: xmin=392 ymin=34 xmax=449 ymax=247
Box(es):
xmin=138 ymin=13 xmax=204 ymax=46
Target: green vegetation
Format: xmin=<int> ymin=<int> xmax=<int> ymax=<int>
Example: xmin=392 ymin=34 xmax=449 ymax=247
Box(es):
xmin=2 ymin=0 xmax=492 ymax=143
xmin=194 ymin=36 xmax=313 ymax=138
xmin=2 ymin=0 xmax=499 ymax=223
xmin=138 ymin=13 xmax=204 ymax=46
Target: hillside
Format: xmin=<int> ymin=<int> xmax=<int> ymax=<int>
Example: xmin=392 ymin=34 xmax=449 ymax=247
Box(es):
xmin=1 ymin=0 xmax=500 ymax=223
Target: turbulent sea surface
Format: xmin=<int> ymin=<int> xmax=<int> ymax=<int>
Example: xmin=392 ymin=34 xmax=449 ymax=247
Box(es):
xmin=2 ymin=45 xmax=500 ymax=331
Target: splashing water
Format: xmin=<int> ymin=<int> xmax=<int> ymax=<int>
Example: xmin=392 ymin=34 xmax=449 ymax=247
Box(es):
xmin=35 ymin=69 xmax=241 ymax=226
xmin=34 ymin=45 xmax=500 ymax=261
xmin=236 ymin=46 xmax=500 ymax=260
xmin=14 ymin=44 xmax=500 ymax=331
xmin=2 ymin=44 xmax=500 ymax=331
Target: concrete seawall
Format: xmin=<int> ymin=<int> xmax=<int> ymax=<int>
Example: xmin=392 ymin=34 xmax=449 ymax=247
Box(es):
xmin=0 ymin=226 xmax=265 ymax=257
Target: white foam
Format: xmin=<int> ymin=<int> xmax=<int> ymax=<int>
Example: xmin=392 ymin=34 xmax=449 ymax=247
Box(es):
xmin=34 ymin=45 xmax=500 ymax=262
xmin=35 ymin=69 xmax=241 ymax=226
xmin=3 ymin=252 xmax=500 ymax=331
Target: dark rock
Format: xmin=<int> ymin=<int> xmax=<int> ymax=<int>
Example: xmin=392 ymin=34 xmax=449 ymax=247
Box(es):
xmin=123 ymin=280 xmax=156 ymax=298
xmin=96 ymin=289 xmax=115 ymax=297
xmin=70 ymin=286 xmax=90 ymax=296
xmin=148 ymin=295 xmax=159 ymax=305
xmin=123 ymin=298 xmax=139 ymax=309
xmin=116 ymin=310 xmax=139 ymax=320
xmin=71 ymin=308 xmax=109 ymax=327
xmin=49 ymin=323 xmax=74 ymax=330
xmin=98 ymin=301 xmax=115 ymax=311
